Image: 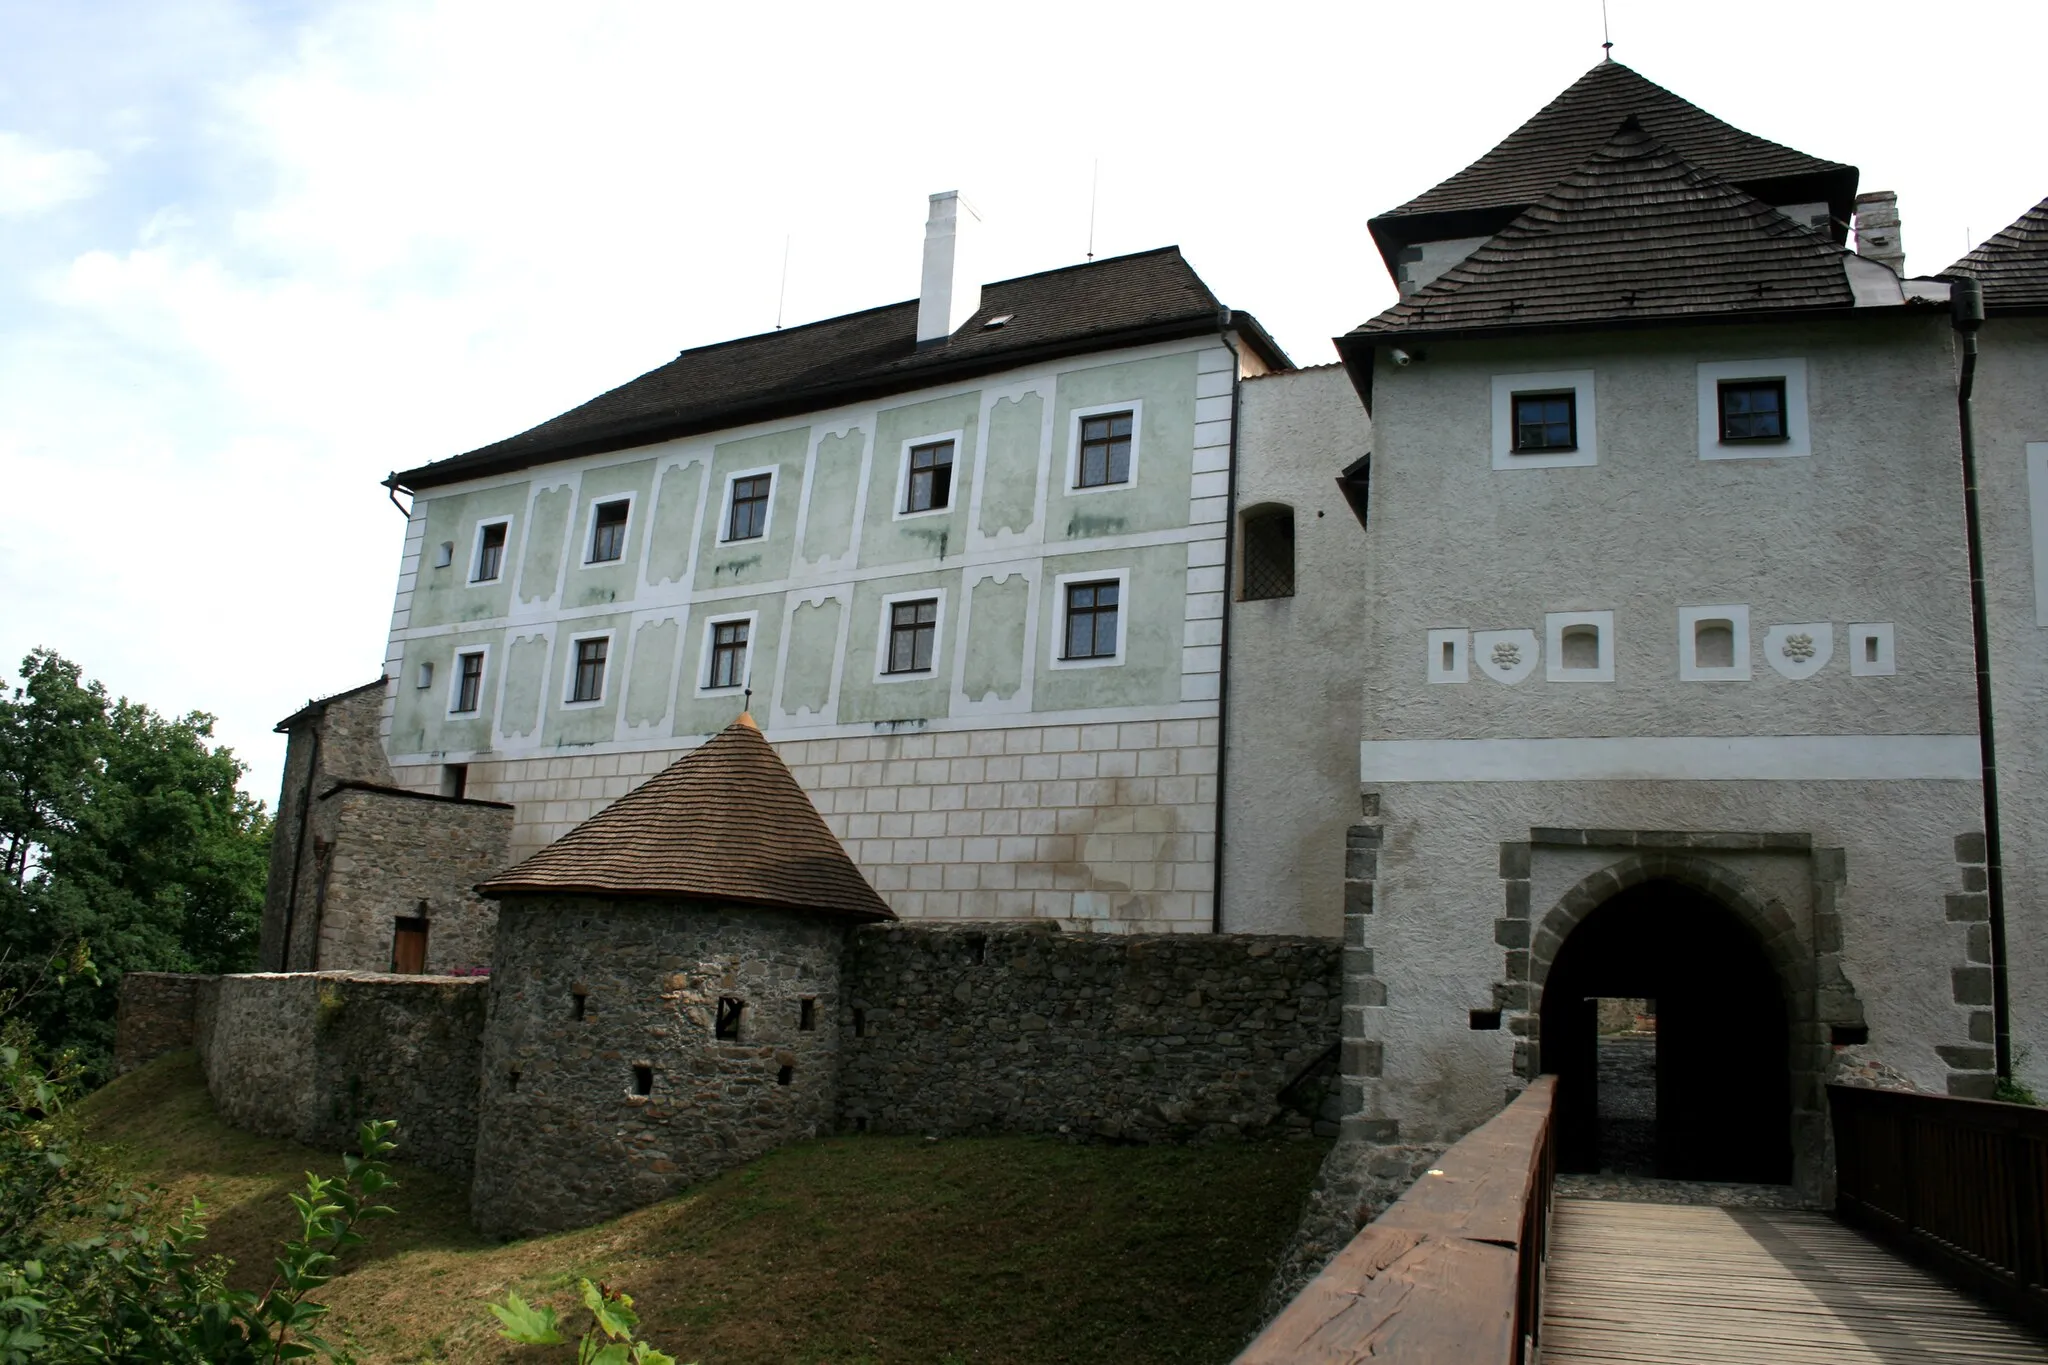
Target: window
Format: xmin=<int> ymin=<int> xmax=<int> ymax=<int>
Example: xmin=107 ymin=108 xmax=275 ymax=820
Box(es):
xmin=632 ymin=1064 xmax=653 ymax=1097
xmin=707 ymin=619 xmax=749 ymax=690
xmin=1241 ymin=507 xmax=1295 ymax=600
xmin=715 ymin=997 xmax=745 ymax=1041
xmin=886 ymin=598 xmax=938 ymax=674
xmin=391 ymin=916 xmax=428 ymax=974
xmin=726 ymin=474 xmax=771 ymax=540
xmin=588 ymin=500 xmax=629 ymax=563
xmin=1718 ymin=379 xmax=1787 ymax=442
xmin=440 ymin=763 xmax=468 ymax=799
xmin=570 ymin=636 xmax=608 ymax=702
xmin=799 ymin=997 xmax=817 ymax=1031
xmin=453 ymin=651 xmax=485 ymax=713
xmin=1076 ymin=410 xmax=1134 ymax=488
xmin=1697 ymin=359 xmax=1809 ymax=460
xmin=1062 ymin=580 xmax=1120 ymax=660
xmin=905 ymin=440 xmax=954 ymax=513
xmin=1512 ymin=391 xmax=1576 ymax=452
xmin=473 ymin=521 xmax=508 ymax=581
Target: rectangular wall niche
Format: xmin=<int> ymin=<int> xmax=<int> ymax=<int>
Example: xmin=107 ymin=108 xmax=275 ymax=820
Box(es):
xmin=1849 ymin=623 xmax=1896 ymax=677
xmin=1678 ymin=605 xmax=1751 ymax=681
xmin=1428 ymin=628 xmax=1470 ymax=684
xmin=1545 ymin=611 xmax=1615 ymax=682
xmin=715 ymin=996 xmax=745 ymax=1040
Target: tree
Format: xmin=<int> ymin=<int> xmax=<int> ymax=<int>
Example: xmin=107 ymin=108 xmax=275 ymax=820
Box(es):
xmin=0 ymin=650 xmax=271 ymax=1079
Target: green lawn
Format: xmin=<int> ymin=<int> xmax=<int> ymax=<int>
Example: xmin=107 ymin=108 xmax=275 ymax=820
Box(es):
xmin=72 ymin=1054 xmax=1326 ymax=1364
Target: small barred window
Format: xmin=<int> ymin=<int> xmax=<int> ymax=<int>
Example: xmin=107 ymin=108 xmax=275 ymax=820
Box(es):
xmin=1241 ymin=507 xmax=1295 ymax=600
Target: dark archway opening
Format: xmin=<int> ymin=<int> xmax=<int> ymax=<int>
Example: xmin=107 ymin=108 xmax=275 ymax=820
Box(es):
xmin=1541 ymin=879 xmax=1792 ymax=1184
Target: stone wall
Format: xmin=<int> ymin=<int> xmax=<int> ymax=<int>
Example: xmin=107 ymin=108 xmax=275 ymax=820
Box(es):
xmin=312 ymin=785 xmax=513 ymax=973
xmin=472 ymin=897 xmax=851 ymax=1237
xmin=192 ymin=971 xmax=486 ymax=1176
xmin=112 ymin=971 xmax=205 ymax=1075
xmin=259 ymin=681 xmax=393 ymax=971
xmin=837 ymin=923 xmax=1341 ymax=1140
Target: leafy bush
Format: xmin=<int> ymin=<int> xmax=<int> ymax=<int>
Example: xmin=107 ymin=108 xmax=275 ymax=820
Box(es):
xmin=0 ymin=1008 xmax=397 ymax=1364
xmin=490 ymin=1279 xmax=687 ymax=1365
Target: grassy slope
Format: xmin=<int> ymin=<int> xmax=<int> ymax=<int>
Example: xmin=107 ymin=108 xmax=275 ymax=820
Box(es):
xmin=72 ymin=1054 xmax=1327 ymax=1364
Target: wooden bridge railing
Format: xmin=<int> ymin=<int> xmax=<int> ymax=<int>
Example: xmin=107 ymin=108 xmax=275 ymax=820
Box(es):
xmin=1830 ymin=1082 xmax=2048 ymax=1334
xmin=1237 ymin=1076 xmax=1556 ymax=1364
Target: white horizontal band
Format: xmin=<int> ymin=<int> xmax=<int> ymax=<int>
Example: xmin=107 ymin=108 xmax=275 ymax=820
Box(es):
xmin=1359 ymin=735 xmax=1981 ymax=783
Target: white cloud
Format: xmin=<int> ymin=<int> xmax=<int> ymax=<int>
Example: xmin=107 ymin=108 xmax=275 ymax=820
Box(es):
xmin=0 ymin=131 xmax=105 ymax=216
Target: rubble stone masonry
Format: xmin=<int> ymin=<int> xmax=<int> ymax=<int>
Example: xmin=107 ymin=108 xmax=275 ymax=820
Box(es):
xmin=311 ymin=785 xmax=513 ymax=972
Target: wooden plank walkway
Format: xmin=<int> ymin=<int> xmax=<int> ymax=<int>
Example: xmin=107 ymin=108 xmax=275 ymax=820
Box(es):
xmin=1542 ymin=1198 xmax=2047 ymax=1363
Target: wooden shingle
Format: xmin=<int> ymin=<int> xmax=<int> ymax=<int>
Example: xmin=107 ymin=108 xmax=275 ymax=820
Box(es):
xmin=478 ymin=714 xmax=895 ymax=921
xmin=1945 ymin=197 xmax=2048 ymax=312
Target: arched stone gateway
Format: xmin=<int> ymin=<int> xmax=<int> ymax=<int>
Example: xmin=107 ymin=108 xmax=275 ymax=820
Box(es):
xmin=1512 ymin=851 xmax=1859 ymax=1202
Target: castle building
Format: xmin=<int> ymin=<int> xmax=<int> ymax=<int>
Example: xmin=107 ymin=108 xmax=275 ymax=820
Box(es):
xmin=1217 ymin=58 xmax=2045 ymax=1196
xmin=253 ymin=58 xmax=2048 ymax=1187
xmin=368 ymin=193 xmax=1289 ymax=944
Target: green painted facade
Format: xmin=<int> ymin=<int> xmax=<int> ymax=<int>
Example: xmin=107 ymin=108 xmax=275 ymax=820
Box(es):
xmin=386 ymin=340 xmax=1225 ymax=759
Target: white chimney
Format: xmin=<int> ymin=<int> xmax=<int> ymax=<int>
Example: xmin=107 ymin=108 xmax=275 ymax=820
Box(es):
xmin=1854 ymin=191 xmax=1906 ymax=277
xmin=917 ymin=191 xmax=981 ymax=344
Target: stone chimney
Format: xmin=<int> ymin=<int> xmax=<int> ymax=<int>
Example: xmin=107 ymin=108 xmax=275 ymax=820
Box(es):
xmin=916 ymin=190 xmax=981 ymax=344
xmin=1854 ymin=191 xmax=1906 ymax=277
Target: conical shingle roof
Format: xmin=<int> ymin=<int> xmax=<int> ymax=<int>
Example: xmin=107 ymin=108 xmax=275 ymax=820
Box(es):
xmin=1352 ymin=120 xmax=1857 ymax=338
xmin=478 ymin=715 xmax=894 ymax=921
xmin=1369 ymin=60 xmax=1856 ymax=272
xmin=1945 ymin=197 xmax=2048 ymax=312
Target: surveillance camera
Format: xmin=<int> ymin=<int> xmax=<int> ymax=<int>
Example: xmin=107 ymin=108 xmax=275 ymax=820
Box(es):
xmin=1390 ymin=347 xmax=1413 ymax=367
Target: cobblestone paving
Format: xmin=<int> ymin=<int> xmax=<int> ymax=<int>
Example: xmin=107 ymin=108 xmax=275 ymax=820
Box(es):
xmin=1554 ymin=1173 xmax=1809 ymax=1208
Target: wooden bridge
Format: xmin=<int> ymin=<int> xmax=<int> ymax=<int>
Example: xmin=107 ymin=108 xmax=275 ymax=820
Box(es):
xmin=1239 ymin=1078 xmax=2048 ymax=1364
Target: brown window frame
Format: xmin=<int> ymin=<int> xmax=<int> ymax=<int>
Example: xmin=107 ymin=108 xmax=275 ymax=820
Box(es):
xmin=453 ymin=650 xmax=485 ymax=713
xmin=726 ymin=474 xmax=771 ymax=541
xmin=1717 ymin=377 xmax=1789 ymax=443
xmin=1061 ymin=580 xmax=1120 ymax=661
xmin=904 ymin=440 xmax=955 ymax=513
xmin=1076 ymin=410 xmax=1134 ymax=488
xmin=1511 ymin=391 xmax=1577 ymax=453
xmin=885 ymin=598 xmax=939 ymax=674
xmin=570 ymin=636 xmax=608 ymax=703
xmin=473 ymin=521 xmax=508 ymax=582
xmin=588 ymin=499 xmax=630 ymax=563
xmin=708 ymin=619 xmax=750 ymax=690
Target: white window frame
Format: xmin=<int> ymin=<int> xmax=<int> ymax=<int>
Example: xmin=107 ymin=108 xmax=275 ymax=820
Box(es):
xmin=1065 ymin=399 xmax=1145 ymax=494
xmin=470 ymin=516 xmax=514 ymax=583
xmin=696 ymin=610 xmax=760 ymax=696
xmin=1678 ymin=605 xmax=1751 ymax=682
xmin=1491 ymin=370 xmax=1597 ymax=470
xmin=1427 ymin=628 xmax=1469 ymax=684
xmin=1697 ymin=358 xmax=1811 ymax=460
xmin=716 ymin=466 xmax=779 ymax=544
xmin=1545 ymin=611 xmax=1615 ymax=683
xmin=580 ymin=492 xmax=636 ymax=568
xmin=893 ymin=429 xmax=964 ymax=521
xmin=873 ymin=588 xmax=947 ymax=683
xmin=447 ymin=646 xmax=491 ymax=715
xmin=1048 ymin=568 xmax=1131 ymax=670
xmin=1848 ymin=622 xmax=1896 ymax=677
xmin=561 ymin=628 xmax=616 ymax=706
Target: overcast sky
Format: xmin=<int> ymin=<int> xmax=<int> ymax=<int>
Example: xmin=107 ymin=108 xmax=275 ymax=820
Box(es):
xmin=4 ymin=0 xmax=2043 ymax=805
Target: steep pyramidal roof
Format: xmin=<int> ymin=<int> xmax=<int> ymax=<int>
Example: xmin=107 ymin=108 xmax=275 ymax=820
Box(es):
xmin=479 ymin=714 xmax=894 ymax=921
xmin=1352 ymin=121 xmax=1857 ymax=338
xmin=1945 ymin=196 xmax=2048 ymax=312
xmin=1369 ymin=59 xmax=1856 ymax=271
xmin=395 ymin=247 xmax=1288 ymax=490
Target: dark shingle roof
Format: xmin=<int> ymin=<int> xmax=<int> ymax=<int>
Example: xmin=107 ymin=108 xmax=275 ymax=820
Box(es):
xmin=396 ymin=247 xmax=1287 ymax=490
xmin=1352 ymin=121 xmax=1856 ymax=339
xmin=1945 ymin=197 xmax=2048 ymax=312
xmin=1368 ymin=60 xmax=1856 ymax=272
xmin=478 ymin=714 xmax=894 ymax=921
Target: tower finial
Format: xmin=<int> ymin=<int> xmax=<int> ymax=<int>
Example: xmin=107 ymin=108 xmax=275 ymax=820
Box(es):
xmin=1601 ymin=0 xmax=1613 ymax=57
